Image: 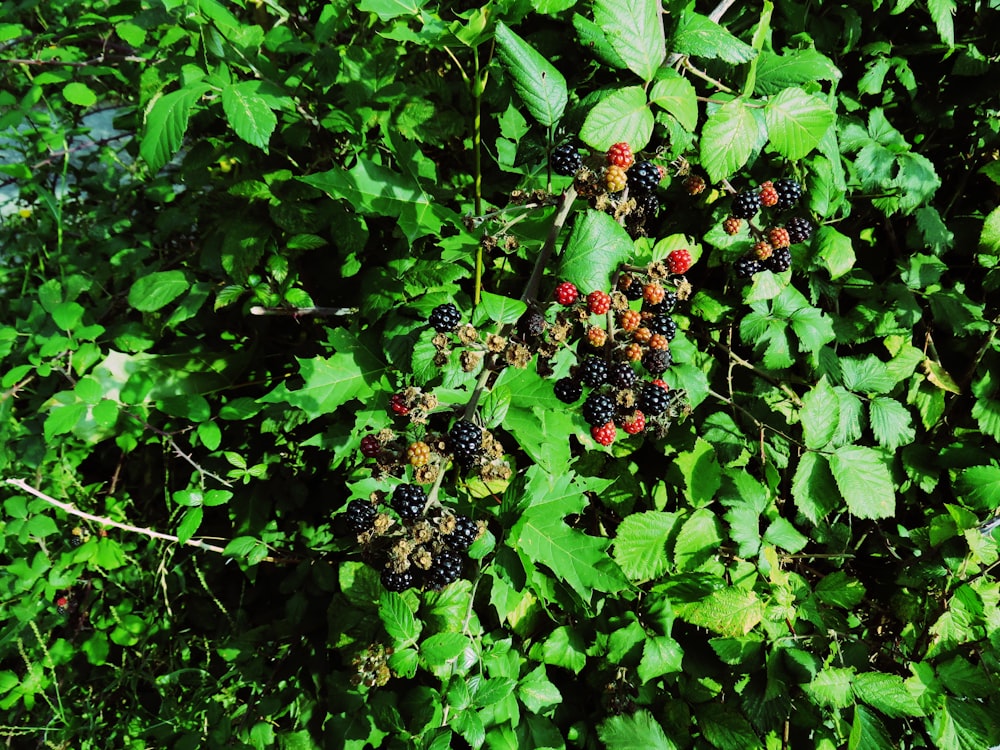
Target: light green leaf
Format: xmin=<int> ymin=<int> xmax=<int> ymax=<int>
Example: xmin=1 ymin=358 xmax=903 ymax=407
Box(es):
xmin=700 ymin=99 xmax=762 ymax=183
xmin=517 ymin=666 xmax=562 ymax=713
xmin=63 ymin=82 xmax=96 ymax=107
xmin=613 ymin=511 xmax=680 ymax=582
xmin=978 ymin=206 xmax=1000 ymax=255
xmin=815 ymin=226 xmax=856 ymax=279
xmin=800 ymin=377 xmax=840 ymax=449
xmin=649 ymin=72 xmax=698 ymax=131
xmin=753 ymin=49 xmax=842 ymax=96
xmin=673 ymin=508 xmax=723 ymax=572
xmin=597 ymin=710 xmax=677 ymax=750
xmin=379 ymin=591 xmax=421 ymax=645
xmin=682 ymin=587 xmax=764 ymax=637
xmin=763 ymin=518 xmax=808 ymax=553
xmin=805 ymin=667 xmax=855 ymax=708
xmin=420 ymin=633 xmax=468 ymax=667
xmin=829 ymin=446 xmax=896 ymax=520
xmin=141 ymin=84 xmax=210 ymax=174
xmin=869 ymin=396 xmax=915 ymax=450
xmin=853 ymin=672 xmax=924 ymax=718
xmin=954 ymin=465 xmax=1000 ymax=511
xmin=477 ymin=292 xmax=526 ymax=326
xmin=698 ymin=703 xmax=761 ymax=750
xmin=815 ymin=571 xmax=866 ymax=609
xmin=128 ymin=270 xmax=190 ymax=312
xmin=579 ymin=86 xmax=655 ymax=152
xmin=927 ymin=0 xmax=955 ymax=46
xmin=494 ymin=22 xmax=567 ymax=128
xmin=670 ymin=9 xmax=756 ymax=64
xmin=357 ymin=0 xmax=425 ymax=20
xmin=637 ymin=636 xmax=683 ymax=683
xmin=221 ymin=82 xmax=277 ymax=151
xmin=558 ymin=209 xmax=635 ymax=293
xmin=675 ymin=438 xmax=720 ymax=506
xmin=176 ymin=507 xmax=203 ymax=544
xmin=593 ymin=0 xmax=664 ymax=82
xmin=764 ymin=87 xmax=836 ymax=161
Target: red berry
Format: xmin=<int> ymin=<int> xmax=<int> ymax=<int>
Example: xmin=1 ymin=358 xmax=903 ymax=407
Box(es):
xmin=619 ymin=309 xmax=641 ymax=332
xmin=759 ymin=181 xmax=779 ymax=207
xmin=591 ymin=421 xmax=616 ymax=446
xmin=586 ymin=326 xmax=607 ymax=349
xmin=587 ymin=290 xmax=612 ymax=315
xmin=768 ymin=227 xmax=791 ymax=248
xmin=606 ymin=142 xmax=634 ymax=169
xmin=723 ymin=217 xmax=742 ymax=236
xmin=651 ymin=378 xmax=669 ymax=391
xmin=623 ymin=343 xmax=643 ymax=362
xmin=621 ymin=410 xmax=646 ymax=435
xmin=666 ymin=249 xmax=692 ymax=275
xmin=390 ymin=393 xmax=409 ymax=415
xmin=683 ymin=174 xmax=706 ymax=195
xmin=554 ymin=281 xmax=579 ymax=306
xmin=752 ymin=241 xmax=773 ymax=261
xmin=360 ymin=435 xmax=381 ymax=458
xmin=642 ymin=282 xmax=665 ymax=305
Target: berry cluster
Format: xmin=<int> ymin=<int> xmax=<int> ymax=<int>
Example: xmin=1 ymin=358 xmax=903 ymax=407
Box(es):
xmin=342 ymin=485 xmax=485 ymax=593
xmin=548 ymin=141 xmax=665 ymax=237
xmin=547 ymin=265 xmax=688 ymax=446
xmin=721 ymin=179 xmax=813 ymax=279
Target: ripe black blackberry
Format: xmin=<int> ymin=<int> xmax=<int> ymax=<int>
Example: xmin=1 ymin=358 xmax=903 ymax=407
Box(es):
xmin=618 ymin=275 xmax=644 ymax=301
xmin=391 ymin=483 xmax=427 ymax=521
xmin=582 ymin=392 xmax=616 ymax=426
xmin=554 ymin=377 xmax=583 ymax=404
xmin=642 ymin=348 xmax=672 ymax=375
xmin=786 ymin=217 xmax=813 ymax=244
xmin=734 ymin=256 xmax=763 ymax=278
xmin=446 ymin=515 xmax=480 ymax=551
xmin=578 ymin=355 xmax=609 ymax=388
xmin=381 ymin=567 xmax=419 ymax=592
xmin=648 ymin=315 xmax=677 ymax=340
xmin=517 ymin=310 xmax=546 ymax=338
xmin=426 ymin=549 xmax=464 ymax=589
xmin=731 ymin=190 xmax=761 ymax=219
xmin=765 ymin=247 xmax=792 ymax=273
xmin=449 ymin=419 xmax=483 ymax=469
xmin=638 ymin=383 xmax=671 ymax=415
xmin=428 ymin=303 xmax=461 ymax=332
xmin=644 ymin=290 xmax=677 ymax=316
xmin=628 ymin=161 xmax=661 ymax=194
xmin=636 ymin=191 xmax=659 ymax=217
xmin=610 ymin=362 xmax=637 ymax=389
xmin=773 ymin=179 xmax=802 ymax=211
xmin=551 ymin=143 xmax=583 ymax=176
xmin=345 ymin=500 xmax=378 ymax=534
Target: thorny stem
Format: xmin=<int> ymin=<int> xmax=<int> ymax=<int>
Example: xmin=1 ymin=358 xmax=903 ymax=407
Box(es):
xmin=698 ymin=334 xmax=805 ymax=406
xmin=707 ymin=389 xmax=814 ymax=452
xmin=121 ymin=411 xmax=233 ymax=489
xmin=249 ymin=305 xmax=357 ymax=317
xmin=3 ymin=478 xmax=291 ymax=564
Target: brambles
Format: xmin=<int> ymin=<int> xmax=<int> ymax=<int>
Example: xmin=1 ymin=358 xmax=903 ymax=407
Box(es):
xmin=346 ymin=500 xmax=379 ymax=534
xmin=628 ymin=161 xmax=662 ymax=194
xmin=582 ymin=392 xmax=616 ymax=426
xmin=731 ymin=190 xmax=761 ymax=219
xmin=786 ymin=217 xmax=814 ymax=244
xmin=586 ymin=290 xmax=612 ymax=316
xmin=448 ymin=419 xmax=483 ymax=470
xmin=773 ymin=178 xmax=802 ymax=210
xmin=727 ymin=178 xmax=811 ymax=279
xmin=554 ymin=377 xmax=583 ymax=403
xmin=391 ymin=483 xmax=428 ymax=521
xmin=590 ymin=421 xmax=616 ymax=446
xmin=683 ymin=174 xmax=706 ymax=195
xmin=360 ymin=435 xmax=381 ymax=458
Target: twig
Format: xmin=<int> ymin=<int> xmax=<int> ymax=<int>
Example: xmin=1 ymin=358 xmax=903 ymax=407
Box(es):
xmin=122 ymin=411 xmax=233 ymax=489
xmin=706 ymin=389 xmax=815 ymax=451
xmin=249 ymin=305 xmax=358 ymax=317
xmin=520 ymin=185 xmax=578 ymax=305
xmin=697 ymin=334 xmax=804 ymax=406
xmin=4 ymin=478 xmax=294 ymax=564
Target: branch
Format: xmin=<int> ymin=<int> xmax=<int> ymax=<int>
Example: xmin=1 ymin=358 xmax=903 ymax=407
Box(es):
xmin=249 ymin=305 xmax=358 ymax=317
xmin=4 ymin=478 xmax=295 ymax=564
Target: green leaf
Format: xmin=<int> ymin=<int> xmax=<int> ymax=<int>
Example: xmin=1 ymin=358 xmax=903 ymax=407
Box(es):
xmin=613 ymin=511 xmax=680 ymax=582
xmin=534 ymin=625 xmax=587 ymax=674
xmin=829 ymin=446 xmax=895 ymax=520
xmin=868 ymin=396 xmax=915 ymax=450
xmin=509 ymin=466 xmax=627 ymax=601
xmin=841 ymin=356 xmax=894 ymax=394
xmin=517 ymin=665 xmax=562 ymax=713
xmin=259 ymin=330 xmax=386 ymax=418
xmin=698 ymin=702 xmax=760 ymax=750
xmin=592 ymin=0 xmax=664 ymax=82
xmin=637 ymin=636 xmax=683 ymax=683
xmin=700 ymin=98 xmax=762 ymax=183
xmin=800 ymin=376 xmax=840 ymax=449
xmin=128 ymin=270 xmax=190 ymax=312
xmin=670 ymin=9 xmax=756 ymax=64
xmin=494 ymin=367 xmax=575 ymax=474
xmin=673 ymin=508 xmax=723 ymax=572
xmin=579 ymin=86 xmax=655 ymax=152
xmin=63 ymin=82 xmax=96 ymax=107
xmin=979 ymin=206 xmax=1000 ymax=255
xmin=933 ymin=697 xmax=994 ymax=750
xmin=649 ymin=72 xmax=698 ymax=131
xmin=597 ymin=710 xmax=676 ymax=750
xmin=852 ymin=672 xmax=924 ymax=718
xmin=44 ymin=401 xmax=88 ymax=439
xmin=674 ymin=438 xmax=721 ymax=506
xmin=300 ymin=159 xmax=445 ymax=244
xmin=927 ymin=0 xmax=956 ymax=46
xmin=753 ymin=49 xmax=842 ymax=96
xmin=477 ymin=292 xmax=526 ymax=326
xmin=763 ymin=518 xmax=808 ymax=553
xmin=494 ymin=22 xmax=567 ymax=128
xmin=141 ymin=85 xmax=210 ymax=174
xmin=379 ymin=591 xmax=421 ymax=645
xmin=221 ymin=82 xmax=277 ymax=151
xmin=815 ymin=226 xmax=856 ymax=279
xmin=558 ymin=210 xmax=635 ymax=293
xmin=849 ymin=705 xmax=895 ymax=750
xmin=954 ymin=465 xmax=1000 ymax=511
xmin=805 ymin=667 xmax=855 ymax=708
xmin=357 ymin=0 xmax=425 ymax=20
xmin=176 ymin=507 xmax=203 ymax=544
xmin=420 ymin=633 xmax=468 ymax=668
xmin=764 ymin=87 xmax=836 ymax=161
xmin=682 ymin=587 xmax=764 ymax=637
xmin=815 ymin=571 xmax=866 ymax=609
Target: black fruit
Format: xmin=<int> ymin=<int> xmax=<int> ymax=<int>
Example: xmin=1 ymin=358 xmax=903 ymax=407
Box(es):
xmin=426 ymin=549 xmax=464 ymax=589
xmin=391 ymin=483 xmax=427 ymax=521
xmin=554 ymin=377 xmax=583 ymax=404
xmin=579 ymin=355 xmax=609 ymax=388
xmin=641 ymin=348 xmax=672 ymax=375
xmin=648 ymin=315 xmax=677 ymax=340
xmin=449 ymin=419 xmax=483 ymax=469
xmin=446 ymin=515 xmax=481 ymax=551
xmin=627 ymin=161 xmax=661 ymax=194
xmin=734 ymin=257 xmax=763 ymax=278
xmin=773 ymin=179 xmax=802 ymax=211
xmin=638 ymin=383 xmax=670 ymax=415
xmin=345 ymin=500 xmax=378 ymax=534
xmin=582 ymin=393 xmax=616 ymax=426
xmin=731 ymin=190 xmax=761 ymax=219
xmin=765 ymin=247 xmax=792 ymax=273
xmin=381 ymin=567 xmax=418 ymax=592
xmin=786 ymin=217 xmax=813 ymax=244
xmin=609 ymin=362 xmax=637 ymax=389
xmin=551 ymin=143 xmax=583 ymax=176
xmin=517 ymin=310 xmax=546 ymax=338
xmin=428 ymin=303 xmax=461 ymax=332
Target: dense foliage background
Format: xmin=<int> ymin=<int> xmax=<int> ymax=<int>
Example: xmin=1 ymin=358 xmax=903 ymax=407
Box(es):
xmin=2 ymin=0 xmax=1000 ymax=747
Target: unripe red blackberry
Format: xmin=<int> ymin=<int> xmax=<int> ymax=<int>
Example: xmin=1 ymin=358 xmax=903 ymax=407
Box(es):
xmin=648 ymin=334 xmax=669 ymax=351
xmin=619 ymin=309 xmax=641 ymax=332
xmin=752 ymin=241 xmax=773 ymax=261
xmin=642 ymin=282 xmax=665 ymax=305
xmin=758 ymin=181 xmax=779 ymax=207
xmin=586 ymin=326 xmax=607 ymax=349
xmin=683 ymin=174 xmax=706 ymax=195
xmin=723 ymin=216 xmax=742 ymax=235
xmin=390 ymin=393 xmax=409 ymax=416
xmin=587 ymin=290 xmax=612 ymax=315
xmin=554 ymin=281 xmax=579 ymax=306
xmin=591 ymin=421 xmax=616 ymax=446
xmin=621 ymin=410 xmax=646 ymax=435
xmin=360 ymin=435 xmax=381 ymax=458
xmin=606 ymin=142 xmax=634 ymax=169
xmin=768 ymin=227 xmax=790 ymax=249
xmin=623 ymin=343 xmax=643 ymax=362
xmin=666 ymin=249 xmax=692 ymax=275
